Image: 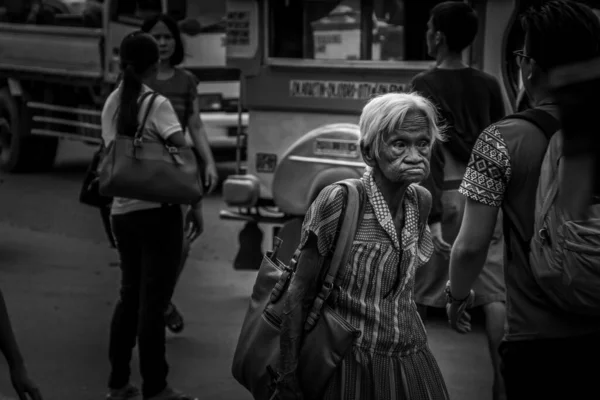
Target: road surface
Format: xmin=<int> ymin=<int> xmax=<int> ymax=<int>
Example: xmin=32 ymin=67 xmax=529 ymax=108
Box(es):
xmin=0 ymin=141 xmax=493 ymax=400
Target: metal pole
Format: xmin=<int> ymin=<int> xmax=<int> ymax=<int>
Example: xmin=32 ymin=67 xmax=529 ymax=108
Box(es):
xmin=361 ymin=0 xmax=374 ymax=60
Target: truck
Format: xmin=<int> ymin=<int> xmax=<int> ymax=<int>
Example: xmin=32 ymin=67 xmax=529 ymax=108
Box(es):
xmin=0 ymin=0 xmax=247 ymax=172
xmin=220 ymin=0 xmax=600 ymax=270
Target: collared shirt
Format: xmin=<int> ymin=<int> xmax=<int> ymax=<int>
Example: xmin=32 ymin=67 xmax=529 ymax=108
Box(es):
xmin=300 ymin=169 xmax=434 ymax=355
xmin=289 ymin=170 xmax=449 ymax=399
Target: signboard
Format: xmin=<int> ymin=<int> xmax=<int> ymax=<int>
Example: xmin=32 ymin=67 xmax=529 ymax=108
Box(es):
xmin=226 ymin=11 xmax=250 ymax=46
xmin=225 ymin=0 xmax=259 ymax=59
xmin=314 ymin=138 xmax=359 ymax=158
xmin=290 ymin=79 xmax=405 ymax=100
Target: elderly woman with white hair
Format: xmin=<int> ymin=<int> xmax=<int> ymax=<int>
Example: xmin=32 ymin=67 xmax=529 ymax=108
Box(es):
xmin=276 ymin=92 xmax=450 ymax=400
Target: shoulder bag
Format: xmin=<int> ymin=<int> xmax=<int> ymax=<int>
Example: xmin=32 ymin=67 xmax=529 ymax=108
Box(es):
xmin=98 ymin=91 xmax=203 ymax=204
xmin=232 ymin=178 xmax=365 ymax=400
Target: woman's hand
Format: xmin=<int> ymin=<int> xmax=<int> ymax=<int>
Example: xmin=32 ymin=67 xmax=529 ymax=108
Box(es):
xmin=185 ymin=205 xmax=204 ymax=243
xmin=430 ymin=222 xmax=452 ymax=259
xmin=204 ymin=162 xmax=219 ymax=194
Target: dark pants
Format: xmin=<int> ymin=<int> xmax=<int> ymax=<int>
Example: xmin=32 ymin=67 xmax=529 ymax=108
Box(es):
xmin=108 ymin=205 xmax=183 ymax=397
xmin=500 ymin=332 xmax=600 ymax=400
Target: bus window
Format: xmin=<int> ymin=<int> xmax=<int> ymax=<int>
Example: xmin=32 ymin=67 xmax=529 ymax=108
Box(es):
xmin=110 ymin=0 xmax=161 ymax=25
xmin=269 ymin=0 xmax=445 ymax=61
xmin=179 ymin=0 xmax=224 ymax=35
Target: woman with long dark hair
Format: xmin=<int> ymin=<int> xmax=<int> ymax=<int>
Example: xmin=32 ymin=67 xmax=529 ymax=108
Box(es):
xmin=141 ymin=13 xmax=219 ymax=334
xmin=101 ymin=31 xmax=200 ymax=400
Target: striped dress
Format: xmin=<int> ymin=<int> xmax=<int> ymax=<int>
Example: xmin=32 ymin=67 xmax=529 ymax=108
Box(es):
xmin=299 ymin=170 xmax=449 ymax=400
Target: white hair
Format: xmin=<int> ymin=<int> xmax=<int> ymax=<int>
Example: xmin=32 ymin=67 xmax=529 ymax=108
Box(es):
xmin=358 ymin=92 xmax=445 ymax=163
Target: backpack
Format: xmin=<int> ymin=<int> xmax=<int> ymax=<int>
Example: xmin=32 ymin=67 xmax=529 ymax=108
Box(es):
xmin=505 ymin=108 xmax=600 ymax=316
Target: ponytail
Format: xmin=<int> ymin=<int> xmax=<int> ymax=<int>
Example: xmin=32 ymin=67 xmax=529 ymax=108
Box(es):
xmin=116 ymin=64 xmax=142 ymax=137
xmin=114 ymin=31 xmax=159 ymax=136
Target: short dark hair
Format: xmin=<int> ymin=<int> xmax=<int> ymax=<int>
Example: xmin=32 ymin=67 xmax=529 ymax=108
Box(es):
xmin=141 ymin=14 xmax=185 ymax=66
xmin=521 ymin=0 xmax=600 ymax=71
xmin=430 ymin=1 xmax=478 ymax=53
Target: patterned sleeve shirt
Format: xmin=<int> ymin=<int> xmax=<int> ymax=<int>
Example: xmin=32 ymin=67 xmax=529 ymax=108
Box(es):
xmin=459 ymin=124 xmax=512 ymax=207
xmin=456 ymin=106 xmax=600 ymax=342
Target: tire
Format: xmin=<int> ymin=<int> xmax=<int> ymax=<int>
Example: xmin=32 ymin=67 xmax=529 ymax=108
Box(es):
xmin=0 ymin=87 xmax=58 ymax=173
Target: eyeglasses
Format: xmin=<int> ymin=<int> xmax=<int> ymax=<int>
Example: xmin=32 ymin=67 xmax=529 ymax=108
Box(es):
xmin=513 ymin=50 xmax=532 ymax=64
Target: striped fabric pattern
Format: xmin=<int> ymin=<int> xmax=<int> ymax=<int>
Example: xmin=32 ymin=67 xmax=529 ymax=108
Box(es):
xmin=301 ymin=170 xmax=449 ymax=400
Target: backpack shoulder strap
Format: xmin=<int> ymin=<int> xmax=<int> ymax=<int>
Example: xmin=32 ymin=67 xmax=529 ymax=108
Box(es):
xmin=326 ymin=178 xmax=364 ymax=282
xmin=501 ymin=108 xmax=561 ymax=260
xmin=505 ymin=108 xmax=561 ymax=141
xmin=304 ymin=178 xmax=364 ymax=331
xmin=414 ymin=184 xmax=432 ymax=231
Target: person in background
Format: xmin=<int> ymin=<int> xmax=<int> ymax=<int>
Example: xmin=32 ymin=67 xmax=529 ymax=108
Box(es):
xmin=141 ymin=13 xmax=219 ymax=335
xmin=409 ymin=3 xmax=506 ymax=399
xmin=0 ymin=288 xmax=43 ymax=400
xmin=102 ymin=31 xmax=200 ymax=400
xmin=447 ymin=1 xmax=600 ymax=399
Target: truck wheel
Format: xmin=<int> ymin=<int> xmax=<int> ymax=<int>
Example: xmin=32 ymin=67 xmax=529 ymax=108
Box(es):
xmin=0 ymin=87 xmax=58 ymax=172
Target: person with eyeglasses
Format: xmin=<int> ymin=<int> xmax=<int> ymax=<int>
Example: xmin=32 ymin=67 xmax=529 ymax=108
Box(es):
xmin=446 ymin=2 xmax=600 ymax=399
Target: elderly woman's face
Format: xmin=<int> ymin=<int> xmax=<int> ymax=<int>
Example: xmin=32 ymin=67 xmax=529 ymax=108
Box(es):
xmin=377 ymin=110 xmax=432 ymax=184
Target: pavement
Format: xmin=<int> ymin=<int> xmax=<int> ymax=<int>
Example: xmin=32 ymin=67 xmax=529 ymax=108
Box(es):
xmin=0 ymin=141 xmax=494 ymax=400
xmin=0 ymin=221 xmax=494 ymax=400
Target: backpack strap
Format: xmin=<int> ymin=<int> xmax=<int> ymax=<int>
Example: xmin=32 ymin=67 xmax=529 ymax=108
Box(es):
xmin=304 ymin=178 xmax=365 ymax=331
xmin=504 ymin=108 xmax=561 ymax=141
xmin=501 ymin=108 xmax=561 ymax=261
xmin=414 ymin=184 xmax=432 ymax=232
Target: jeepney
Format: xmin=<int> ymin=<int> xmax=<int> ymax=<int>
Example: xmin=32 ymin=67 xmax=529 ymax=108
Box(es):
xmin=0 ymin=0 xmax=247 ymax=172
xmin=219 ymin=0 xmax=586 ymax=270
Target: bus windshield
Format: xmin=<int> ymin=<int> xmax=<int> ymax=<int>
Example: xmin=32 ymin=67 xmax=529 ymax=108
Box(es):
xmin=269 ymin=0 xmax=445 ymax=62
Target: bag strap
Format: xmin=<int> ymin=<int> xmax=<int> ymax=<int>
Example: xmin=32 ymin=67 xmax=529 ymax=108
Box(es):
xmin=304 ymin=178 xmax=365 ymax=331
xmin=134 ymin=92 xmax=160 ymax=140
xmin=504 ymin=108 xmax=561 ymax=141
xmin=327 ymin=179 xmax=365 ymax=283
xmin=501 ymin=108 xmax=561 ymax=260
xmin=414 ymin=184 xmax=432 ymax=232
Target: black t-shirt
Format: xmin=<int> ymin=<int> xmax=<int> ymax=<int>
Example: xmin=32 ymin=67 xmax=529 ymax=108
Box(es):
xmin=409 ymin=67 xmax=505 ymax=223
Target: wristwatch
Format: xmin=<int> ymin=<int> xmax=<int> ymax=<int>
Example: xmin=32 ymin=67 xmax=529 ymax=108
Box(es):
xmin=445 ymin=280 xmax=473 ymax=304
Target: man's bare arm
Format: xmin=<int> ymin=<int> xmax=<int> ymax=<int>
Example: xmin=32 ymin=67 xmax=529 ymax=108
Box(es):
xmin=449 ymin=198 xmax=500 ymax=299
